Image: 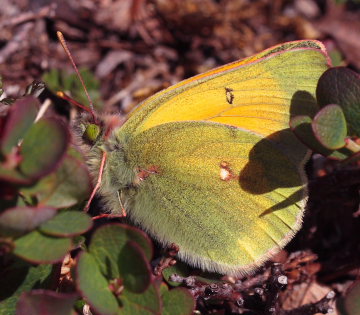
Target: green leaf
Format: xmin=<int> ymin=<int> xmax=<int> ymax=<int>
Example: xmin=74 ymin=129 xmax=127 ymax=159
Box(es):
xmin=20 ymin=118 xmax=69 ymax=179
xmin=317 ymin=67 xmax=360 ymax=136
xmin=118 ymin=241 xmax=152 ymax=293
xmin=0 ymin=96 xmax=39 ymax=155
xmin=75 ymin=252 xmax=119 ymax=315
xmin=21 ymin=147 xmax=92 ymax=208
xmin=161 ymin=285 xmax=195 ymax=315
xmin=14 ymin=230 xmax=71 ymax=263
xmin=290 ymin=115 xmax=349 ymax=160
xmin=39 ymin=211 xmax=92 ymax=237
xmin=312 ymin=104 xmax=347 ymax=150
xmin=0 ymin=263 xmax=52 ymax=315
xmin=0 ymin=206 xmax=56 ymax=237
xmin=16 ymin=290 xmax=77 ymax=315
xmin=88 ymin=224 xmax=153 ymax=279
xmin=337 ymin=281 xmax=360 ymax=315
xmin=120 ymin=283 xmax=162 ymax=315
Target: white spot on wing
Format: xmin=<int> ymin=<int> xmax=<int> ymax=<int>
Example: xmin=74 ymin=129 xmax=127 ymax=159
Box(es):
xmin=220 ymin=161 xmax=232 ymax=181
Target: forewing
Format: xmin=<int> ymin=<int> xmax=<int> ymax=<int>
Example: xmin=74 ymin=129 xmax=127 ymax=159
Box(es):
xmin=122 ymin=40 xmax=330 ymax=139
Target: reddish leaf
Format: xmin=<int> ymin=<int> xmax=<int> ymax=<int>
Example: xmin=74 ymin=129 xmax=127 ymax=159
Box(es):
xmin=19 ymin=118 xmax=69 ymax=179
xmin=21 ymin=147 xmax=92 ymax=208
xmin=0 ymin=206 xmax=56 ymax=237
xmin=316 ymin=67 xmax=360 ymax=136
xmin=312 ymin=104 xmax=347 ymax=150
xmin=39 ymin=211 xmax=92 ymax=237
xmin=75 ymin=252 xmax=119 ymax=315
xmin=89 ymin=224 xmax=153 ymax=279
xmin=290 ymin=115 xmax=348 ymax=159
xmin=161 ymin=285 xmax=195 ymax=315
xmin=0 ymin=167 xmax=32 ymax=185
xmin=0 ymin=96 xmax=39 ymax=155
xmin=16 ymin=290 xmax=77 ymax=315
xmin=14 ymin=230 xmax=72 ymax=264
xmin=118 ymin=241 xmax=152 ymax=293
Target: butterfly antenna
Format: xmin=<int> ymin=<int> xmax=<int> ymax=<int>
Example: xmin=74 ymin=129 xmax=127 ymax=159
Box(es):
xmin=56 ymin=31 xmax=97 ymax=123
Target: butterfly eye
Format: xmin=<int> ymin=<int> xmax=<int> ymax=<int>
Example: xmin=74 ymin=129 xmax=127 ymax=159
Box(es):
xmin=83 ymin=123 xmax=100 ymax=143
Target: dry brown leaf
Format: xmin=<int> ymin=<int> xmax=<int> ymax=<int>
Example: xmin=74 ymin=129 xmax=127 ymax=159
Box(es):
xmin=282 ymin=281 xmax=338 ymax=314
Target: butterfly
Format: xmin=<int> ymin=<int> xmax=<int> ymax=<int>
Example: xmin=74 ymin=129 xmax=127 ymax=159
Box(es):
xmin=83 ymin=40 xmax=330 ymax=275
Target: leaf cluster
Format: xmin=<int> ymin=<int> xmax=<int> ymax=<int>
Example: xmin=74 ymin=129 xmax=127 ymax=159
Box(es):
xmin=0 ymin=77 xmax=194 ymax=315
xmin=290 ymin=67 xmax=360 ymax=315
xmin=291 ymin=67 xmax=360 ymax=161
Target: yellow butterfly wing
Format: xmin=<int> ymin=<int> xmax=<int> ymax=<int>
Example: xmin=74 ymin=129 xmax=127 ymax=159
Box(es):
xmin=99 ymin=40 xmax=330 ymax=275
xmin=122 ymin=40 xmax=329 ymax=140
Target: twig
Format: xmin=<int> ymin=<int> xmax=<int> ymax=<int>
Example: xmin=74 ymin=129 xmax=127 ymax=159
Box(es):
xmin=169 ymin=262 xmax=333 ymax=315
xmin=0 ymin=23 xmax=34 ymax=64
xmin=280 ymin=291 xmax=336 ymax=315
xmin=0 ymin=4 xmax=56 ymax=29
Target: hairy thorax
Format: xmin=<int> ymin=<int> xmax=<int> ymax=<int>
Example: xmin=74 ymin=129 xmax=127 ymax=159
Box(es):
xmin=87 ymin=129 xmax=138 ymax=206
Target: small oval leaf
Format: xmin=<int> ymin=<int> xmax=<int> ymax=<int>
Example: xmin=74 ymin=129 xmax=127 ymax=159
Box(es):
xmin=14 ymin=230 xmax=72 ymax=264
xmin=20 ymin=117 xmax=69 ymax=179
xmin=162 ymin=286 xmax=195 ymax=315
xmin=39 ymin=211 xmax=92 ymax=237
xmin=317 ymin=67 xmax=360 ymax=136
xmin=0 ymin=96 xmax=39 ymax=155
xmin=16 ymin=290 xmax=78 ymax=315
xmin=290 ymin=115 xmax=348 ymax=159
xmin=119 ymin=241 xmax=152 ymax=293
xmin=89 ymin=224 xmax=153 ymax=279
xmin=76 ymin=252 xmax=119 ymax=315
xmin=0 ymin=206 xmax=56 ymax=237
xmin=120 ymin=283 xmax=161 ymax=315
xmin=312 ymin=104 xmax=347 ymax=150
xmin=20 ymin=147 xmax=92 ymax=208
xmin=0 ymin=166 xmax=32 ymax=185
